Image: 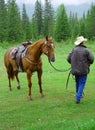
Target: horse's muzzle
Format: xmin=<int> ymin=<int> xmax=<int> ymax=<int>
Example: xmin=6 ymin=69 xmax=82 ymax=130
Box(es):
xmin=49 ymin=57 xmax=55 ymax=62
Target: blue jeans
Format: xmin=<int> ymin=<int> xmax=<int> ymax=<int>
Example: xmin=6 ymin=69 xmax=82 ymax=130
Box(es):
xmin=75 ymin=75 xmax=87 ymax=101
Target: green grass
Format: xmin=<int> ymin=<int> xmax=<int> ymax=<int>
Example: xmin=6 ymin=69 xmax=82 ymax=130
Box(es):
xmin=0 ymin=42 xmax=95 ymax=130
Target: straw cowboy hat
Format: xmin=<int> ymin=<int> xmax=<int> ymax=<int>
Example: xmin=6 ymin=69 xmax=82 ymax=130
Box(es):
xmin=74 ymin=36 xmax=87 ymax=45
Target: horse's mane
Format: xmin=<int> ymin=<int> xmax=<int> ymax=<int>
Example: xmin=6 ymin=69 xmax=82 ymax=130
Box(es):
xmin=31 ymin=39 xmax=44 ymax=48
xmin=26 ymin=39 xmax=45 ymax=54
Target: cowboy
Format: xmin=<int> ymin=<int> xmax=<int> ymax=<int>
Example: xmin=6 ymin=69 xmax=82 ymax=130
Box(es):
xmin=67 ymin=36 xmax=94 ymax=104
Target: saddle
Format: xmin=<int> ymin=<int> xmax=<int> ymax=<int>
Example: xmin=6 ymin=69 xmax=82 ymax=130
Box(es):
xmin=10 ymin=45 xmax=28 ymax=72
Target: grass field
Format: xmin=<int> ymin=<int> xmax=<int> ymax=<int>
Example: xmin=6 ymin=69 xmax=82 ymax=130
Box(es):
xmin=0 ymin=41 xmax=95 ymax=130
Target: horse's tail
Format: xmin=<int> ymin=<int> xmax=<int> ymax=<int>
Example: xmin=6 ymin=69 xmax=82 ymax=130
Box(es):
xmin=4 ymin=48 xmax=15 ymax=80
xmin=8 ymin=64 xmax=15 ymax=80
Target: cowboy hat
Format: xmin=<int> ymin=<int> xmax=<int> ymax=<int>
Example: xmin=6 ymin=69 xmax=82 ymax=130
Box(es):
xmin=74 ymin=36 xmax=87 ymax=45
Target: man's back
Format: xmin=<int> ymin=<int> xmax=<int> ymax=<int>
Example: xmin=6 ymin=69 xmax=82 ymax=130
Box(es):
xmin=67 ymin=45 xmax=94 ymax=75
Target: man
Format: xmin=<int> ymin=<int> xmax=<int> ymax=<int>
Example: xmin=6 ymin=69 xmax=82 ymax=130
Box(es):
xmin=67 ymin=36 xmax=94 ymax=104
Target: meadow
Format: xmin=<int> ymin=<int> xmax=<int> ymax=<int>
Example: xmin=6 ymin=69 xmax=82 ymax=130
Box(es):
xmin=0 ymin=40 xmax=95 ymax=130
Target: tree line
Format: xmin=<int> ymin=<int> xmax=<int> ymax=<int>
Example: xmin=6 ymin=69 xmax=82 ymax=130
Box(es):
xmin=0 ymin=0 xmax=95 ymax=43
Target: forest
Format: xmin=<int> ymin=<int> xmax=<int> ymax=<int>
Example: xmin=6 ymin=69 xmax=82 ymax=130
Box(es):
xmin=0 ymin=0 xmax=95 ymax=43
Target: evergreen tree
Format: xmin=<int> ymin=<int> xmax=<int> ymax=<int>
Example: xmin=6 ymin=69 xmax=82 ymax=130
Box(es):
xmin=72 ymin=13 xmax=80 ymax=38
xmin=7 ymin=0 xmax=23 ymax=42
xmin=0 ymin=0 xmax=8 ymax=42
xmin=34 ymin=0 xmax=43 ymax=36
xmin=69 ymin=12 xmax=80 ymax=39
xmin=79 ymin=12 xmax=86 ymax=37
xmin=31 ymin=14 xmax=38 ymax=40
xmin=54 ymin=4 xmax=71 ymax=42
xmin=31 ymin=0 xmax=43 ymax=39
xmin=86 ymin=3 xmax=95 ymax=40
xmin=43 ymin=0 xmax=54 ymax=36
xmin=22 ymin=4 xmax=31 ymax=40
xmin=69 ymin=11 xmax=73 ymax=36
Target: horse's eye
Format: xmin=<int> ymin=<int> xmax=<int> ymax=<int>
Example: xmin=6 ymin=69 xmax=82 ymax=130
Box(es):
xmin=47 ymin=45 xmax=51 ymax=49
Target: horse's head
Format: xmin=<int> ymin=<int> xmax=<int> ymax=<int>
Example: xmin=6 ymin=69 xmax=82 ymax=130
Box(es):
xmin=42 ymin=36 xmax=55 ymax=62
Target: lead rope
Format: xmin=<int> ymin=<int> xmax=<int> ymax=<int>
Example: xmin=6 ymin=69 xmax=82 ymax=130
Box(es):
xmin=66 ymin=70 xmax=71 ymax=89
xmin=49 ymin=61 xmax=71 ymax=89
xmin=66 ymin=71 xmax=85 ymax=96
xmin=49 ymin=61 xmax=85 ymax=96
xmin=49 ymin=61 xmax=71 ymax=72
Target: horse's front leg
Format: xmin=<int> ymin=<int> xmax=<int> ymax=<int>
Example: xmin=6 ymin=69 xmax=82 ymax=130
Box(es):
xmin=37 ymin=69 xmax=44 ymax=97
xmin=27 ymin=71 xmax=32 ymax=100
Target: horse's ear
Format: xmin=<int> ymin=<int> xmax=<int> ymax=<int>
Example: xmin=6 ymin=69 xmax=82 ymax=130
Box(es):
xmin=50 ymin=36 xmax=53 ymax=40
xmin=46 ymin=35 xmax=48 ymax=41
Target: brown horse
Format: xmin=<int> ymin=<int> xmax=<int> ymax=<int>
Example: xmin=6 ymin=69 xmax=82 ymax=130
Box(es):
xmin=4 ymin=36 xmax=55 ymax=100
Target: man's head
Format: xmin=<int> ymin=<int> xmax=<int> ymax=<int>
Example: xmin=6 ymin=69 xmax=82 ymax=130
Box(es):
xmin=74 ymin=36 xmax=87 ymax=46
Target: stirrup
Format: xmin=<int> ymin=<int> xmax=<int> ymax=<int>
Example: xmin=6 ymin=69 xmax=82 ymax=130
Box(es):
xmin=18 ymin=67 xmax=22 ymax=72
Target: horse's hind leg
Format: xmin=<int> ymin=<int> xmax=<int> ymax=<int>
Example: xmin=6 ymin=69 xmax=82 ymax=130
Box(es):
xmin=37 ymin=69 xmax=44 ymax=97
xmin=8 ymin=76 xmax=12 ymax=91
xmin=15 ymin=71 xmax=20 ymax=89
xmin=7 ymin=70 xmax=12 ymax=91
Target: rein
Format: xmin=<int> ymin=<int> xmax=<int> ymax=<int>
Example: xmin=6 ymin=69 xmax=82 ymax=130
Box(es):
xmin=49 ymin=61 xmax=71 ymax=89
xmin=49 ymin=61 xmax=71 ymax=72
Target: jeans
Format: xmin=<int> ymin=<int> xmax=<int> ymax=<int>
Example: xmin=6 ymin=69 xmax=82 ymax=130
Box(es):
xmin=75 ymin=75 xmax=87 ymax=101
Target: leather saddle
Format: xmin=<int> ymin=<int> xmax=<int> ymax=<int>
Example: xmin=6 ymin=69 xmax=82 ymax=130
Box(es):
xmin=10 ymin=42 xmax=32 ymax=71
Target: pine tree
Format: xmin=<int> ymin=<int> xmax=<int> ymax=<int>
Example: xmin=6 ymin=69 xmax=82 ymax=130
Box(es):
xmin=43 ymin=0 xmax=54 ymax=36
xmin=7 ymin=0 xmax=23 ymax=42
xmin=22 ymin=4 xmax=31 ymax=40
xmin=86 ymin=3 xmax=95 ymax=40
xmin=79 ymin=12 xmax=86 ymax=37
xmin=31 ymin=14 xmax=38 ymax=40
xmin=34 ymin=0 xmax=43 ymax=36
xmin=0 ymin=0 xmax=8 ymax=42
xmin=69 ymin=12 xmax=79 ymax=39
xmin=54 ymin=4 xmax=71 ymax=42
xmin=72 ymin=13 xmax=80 ymax=38
xmin=69 ymin=12 xmax=75 ymax=39
xmin=31 ymin=0 xmax=43 ymax=39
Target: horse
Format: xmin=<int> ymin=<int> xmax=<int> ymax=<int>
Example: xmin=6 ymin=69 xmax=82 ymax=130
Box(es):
xmin=4 ymin=36 xmax=55 ymax=100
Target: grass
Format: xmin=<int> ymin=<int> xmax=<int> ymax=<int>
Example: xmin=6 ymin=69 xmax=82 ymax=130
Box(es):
xmin=0 ymin=41 xmax=95 ymax=130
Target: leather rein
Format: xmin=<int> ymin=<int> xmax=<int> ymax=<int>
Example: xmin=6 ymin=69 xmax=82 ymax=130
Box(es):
xmin=49 ymin=61 xmax=71 ymax=89
xmin=49 ymin=61 xmax=71 ymax=72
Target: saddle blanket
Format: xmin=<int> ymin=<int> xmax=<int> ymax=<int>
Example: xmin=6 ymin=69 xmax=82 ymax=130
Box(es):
xmin=10 ymin=45 xmax=28 ymax=71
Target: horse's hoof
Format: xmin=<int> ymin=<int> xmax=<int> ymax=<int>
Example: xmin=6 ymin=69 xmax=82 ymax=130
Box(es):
xmin=41 ymin=94 xmax=44 ymax=98
xmin=29 ymin=98 xmax=33 ymax=101
xmin=17 ymin=86 xmax=20 ymax=90
xmin=9 ymin=87 xmax=12 ymax=91
xmin=29 ymin=99 xmax=33 ymax=102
